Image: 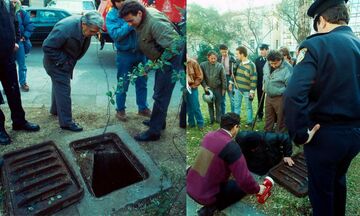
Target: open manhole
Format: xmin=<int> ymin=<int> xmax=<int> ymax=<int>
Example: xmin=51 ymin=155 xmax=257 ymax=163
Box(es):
xmin=269 ymin=152 xmax=308 ymax=197
xmin=70 ymin=133 xmax=149 ymax=197
xmin=1 ymin=141 xmax=84 ymax=216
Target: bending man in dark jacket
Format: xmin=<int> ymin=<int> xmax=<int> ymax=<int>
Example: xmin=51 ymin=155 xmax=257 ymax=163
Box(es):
xmin=235 ymin=131 xmax=294 ymax=175
xmin=0 ymin=0 xmax=40 ymax=145
xmin=120 ymin=0 xmax=185 ymax=141
xmin=43 ymin=12 xmax=103 ymax=132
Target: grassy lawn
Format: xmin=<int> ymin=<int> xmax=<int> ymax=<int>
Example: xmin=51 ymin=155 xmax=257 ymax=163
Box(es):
xmin=186 ymin=88 xmax=360 ymax=215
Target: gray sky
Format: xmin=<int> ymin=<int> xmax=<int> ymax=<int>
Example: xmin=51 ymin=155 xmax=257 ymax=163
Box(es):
xmin=187 ymin=0 xmax=281 ymax=13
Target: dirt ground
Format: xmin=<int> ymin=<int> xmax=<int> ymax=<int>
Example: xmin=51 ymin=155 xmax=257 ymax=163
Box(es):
xmin=0 ymin=105 xmax=186 ymax=216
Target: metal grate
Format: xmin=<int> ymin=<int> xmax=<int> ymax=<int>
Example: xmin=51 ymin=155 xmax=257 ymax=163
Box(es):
xmin=1 ymin=141 xmax=83 ymax=216
xmin=268 ymin=152 xmax=308 ymax=197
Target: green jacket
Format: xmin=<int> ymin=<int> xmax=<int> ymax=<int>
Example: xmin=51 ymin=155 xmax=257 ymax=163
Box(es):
xmin=134 ymin=8 xmax=179 ymax=61
xmin=200 ymin=61 xmax=226 ymax=91
xmin=263 ymin=60 xmax=293 ymax=97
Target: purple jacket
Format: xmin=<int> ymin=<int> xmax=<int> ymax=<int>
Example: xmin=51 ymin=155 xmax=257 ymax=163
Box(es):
xmin=187 ymin=129 xmax=260 ymax=205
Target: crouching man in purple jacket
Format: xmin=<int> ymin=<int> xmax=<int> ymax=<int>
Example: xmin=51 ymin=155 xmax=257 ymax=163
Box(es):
xmin=187 ymin=113 xmax=266 ymax=216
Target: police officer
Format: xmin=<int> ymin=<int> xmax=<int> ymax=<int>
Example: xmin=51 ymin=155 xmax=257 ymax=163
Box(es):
xmin=254 ymin=44 xmax=269 ymax=121
xmin=284 ymin=0 xmax=360 ymax=215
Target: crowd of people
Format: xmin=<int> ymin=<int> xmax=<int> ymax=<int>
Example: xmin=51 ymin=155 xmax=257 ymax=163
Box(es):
xmin=187 ymin=0 xmax=360 ymax=216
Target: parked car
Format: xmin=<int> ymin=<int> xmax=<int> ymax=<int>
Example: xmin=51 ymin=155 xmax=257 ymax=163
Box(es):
xmin=47 ymin=0 xmax=96 ymax=15
xmin=25 ymin=7 xmax=71 ymax=42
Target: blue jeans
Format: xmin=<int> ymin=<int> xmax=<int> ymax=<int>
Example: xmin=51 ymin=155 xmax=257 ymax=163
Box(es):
xmin=186 ymin=88 xmax=204 ymax=128
xmin=233 ymin=89 xmax=253 ymax=124
xmin=116 ymin=51 xmax=148 ymax=112
xmin=221 ymin=75 xmax=234 ymax=114
xmin=15 ymin=41 xmax=27 ymax=86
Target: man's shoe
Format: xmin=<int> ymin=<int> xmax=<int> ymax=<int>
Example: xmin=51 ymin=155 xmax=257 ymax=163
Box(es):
xmin=116 ymin=111 xmax=127 ymax=122
xmin=197 ymin=205 xmax=217 ymax=216
xmin=20 ymin=83 xmax=29 ymax=92
xmin=13 ymin=122 xmax=40 ymax=132
xmin=61 ymin=123 xmax=83 ymax=132
xmin=142 ymin=120 xmax=166 ymax=130
xmin=0 ymin=131 xmax=11 ymax=145
xmin=134 ymin=130 xmax=160 ymax=141
xmin=138 ymin=109 xmax=152 ymax=117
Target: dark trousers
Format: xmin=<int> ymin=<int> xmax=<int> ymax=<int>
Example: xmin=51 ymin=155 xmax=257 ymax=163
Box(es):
xmin=214 ymin=180 xmax=246 ymax=210
xmin=207 ymin=88 xmax=222 ymax=124
xmin=0 ymin=53 xmax=26 ymax=129
xmin=179 ymin=95 xmax=186 ymax=128
xmin=148 ymin=53 xmax=183 ymax=134
xmin=48 ymin=69 xmax=73 ymax=127
xmin=304 ymin=127 xmax=360 ymax=216
xmin=257 ymin=84 xmax=264 ymax=119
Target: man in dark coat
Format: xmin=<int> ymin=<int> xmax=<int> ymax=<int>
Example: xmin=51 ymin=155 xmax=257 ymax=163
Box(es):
xmin=235 ymin=131 xmax=294 ymax=176
xmin=43 ymin=11 xmax=103 ymax=132
xmin=284 ymin=0 xmax=360 ymax=215
xmin=0 ymin=0 xmax=40 ymax=145
xmin=254 ymin=44 xmax=268 ymax=121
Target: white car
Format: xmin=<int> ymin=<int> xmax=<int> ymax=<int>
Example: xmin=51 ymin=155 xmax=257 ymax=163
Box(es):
xmin=47 ymin=0 xmax=96 ymax=15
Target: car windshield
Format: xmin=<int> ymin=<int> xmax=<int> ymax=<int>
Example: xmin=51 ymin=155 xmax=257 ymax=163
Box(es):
xmin=48 ymin=1 xmax=82 ymax=14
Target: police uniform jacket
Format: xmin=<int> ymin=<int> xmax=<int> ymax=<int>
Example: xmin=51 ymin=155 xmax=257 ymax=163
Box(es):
xmin=284 ymin=26 xmax=360 ymax=144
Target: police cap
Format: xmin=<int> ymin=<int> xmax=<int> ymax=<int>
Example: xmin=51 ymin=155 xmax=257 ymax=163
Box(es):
xmin=259 ymin=44 xmax=269 ymax=50
xmin=307 ymin=0 xmax=349 ymax=18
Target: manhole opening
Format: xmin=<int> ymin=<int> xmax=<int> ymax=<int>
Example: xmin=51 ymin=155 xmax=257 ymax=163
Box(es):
xmin=70 ymin=133 xmax=149 ymax=198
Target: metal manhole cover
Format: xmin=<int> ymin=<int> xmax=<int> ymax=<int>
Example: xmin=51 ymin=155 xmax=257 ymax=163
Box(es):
xmin=1 ymin=141 xmax=84 ymax=216
xmin=268 ymin=152 xmax=308 ymax=197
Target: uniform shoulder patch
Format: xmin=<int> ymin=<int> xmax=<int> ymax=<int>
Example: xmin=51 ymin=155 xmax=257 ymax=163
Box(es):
xmin=296 ymin=48 xmax=307 ymax=65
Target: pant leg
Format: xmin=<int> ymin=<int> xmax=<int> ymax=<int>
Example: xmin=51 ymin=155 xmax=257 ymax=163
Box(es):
xmin=243 ymin=91 xmax=253 ymax=124
xmin=233 ymin=89 xmax=243 ymax=116
xmin=273 ymin=96 xmax=286 ymax=133
xmin=213 ymin=88 xmax=222 ymax=123
xmin=225 ymin=75 xmax=235 ymax=113
xmin=115 ymin=52 xmax=132 ymax=112
xmin=186 ymin=91 xmax=196 ymax=127
xmin=257 ymin=85 xmax=264 ymax=119
xmin=304 ymin=127 xmax=360 ymax=216
xmin=0 ymin=54 xmax=26 ymax=126
xmin=208 ymin=101 xmax=215 ymax=124
xmin=334 ymin=128 xmax=360 ymax=215
xmin=187 ymin=88 xmax=204 ymax=128
xmin=179 ymin=95 xmax=186 ymax=128
xmin=15 ymin=42 xmax=27 ymax=86
xmin=227 ymin=90 xmax=235 ymax=113
xmin=148 ymin=55 xmax=180 ymax=134
xmin=221 ymin=94 xmax=226 ymax=115
xmin=134 ymin=53 xmax=148 ymax=111
xmin=50 ymin=84 xmax=57 ymax=115
xmin=47 ymin=70 xmax=73 ymax=127
xmin=214 ymin=180 xmax=247 ymax=210
xmin=264 ymin=95 xmax=276 ymax=132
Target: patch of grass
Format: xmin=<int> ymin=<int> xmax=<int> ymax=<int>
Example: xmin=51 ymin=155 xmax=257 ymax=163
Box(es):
xmin=187 ymin=88 xmax=360 ymax=215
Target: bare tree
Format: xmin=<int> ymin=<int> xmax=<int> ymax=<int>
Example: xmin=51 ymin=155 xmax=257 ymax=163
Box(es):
xmin=277 ymin=0 xmax=312 ymax=44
